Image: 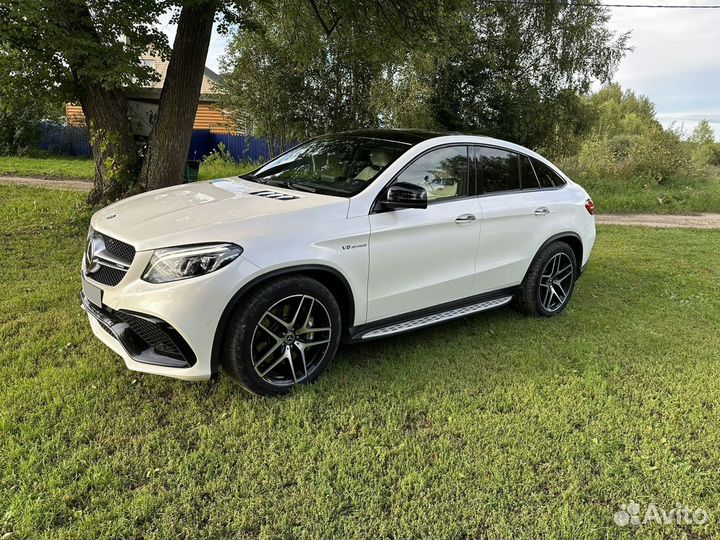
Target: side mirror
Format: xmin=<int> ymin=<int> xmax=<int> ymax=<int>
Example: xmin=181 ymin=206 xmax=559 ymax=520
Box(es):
xmin=382 ymin=182 xmax=428 ymax=210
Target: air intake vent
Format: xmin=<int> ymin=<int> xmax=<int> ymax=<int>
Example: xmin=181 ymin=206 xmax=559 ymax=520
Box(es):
xmin=250 ymin=190 xmax=299 ymax=201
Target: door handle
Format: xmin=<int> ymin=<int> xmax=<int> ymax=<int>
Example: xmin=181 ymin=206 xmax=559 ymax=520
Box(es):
xmin=534 ymin=207 xmax=550 ymax=216
xmin=455 ymin=214 xmax=477 ymax=224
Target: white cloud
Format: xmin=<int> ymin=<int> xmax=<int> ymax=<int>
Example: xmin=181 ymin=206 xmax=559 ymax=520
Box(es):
xmin=658 ymin=112 xmax=720 ymax=123
xmin=604 ymin=0 xmax=720 ymax=139
xmin=607 ymin=0 xmax=720 ymax=85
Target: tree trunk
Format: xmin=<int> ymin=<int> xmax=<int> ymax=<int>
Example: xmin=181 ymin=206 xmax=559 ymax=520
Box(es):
xmin=63 ymin=1 xmax=138 ymax=206
xmin=267 ymin=132 xmax=276 ymax=159
xmin=80 ymin=84 xmax=139 ymax=206
xmin=139 ymin=1 xmax=218 ymax=191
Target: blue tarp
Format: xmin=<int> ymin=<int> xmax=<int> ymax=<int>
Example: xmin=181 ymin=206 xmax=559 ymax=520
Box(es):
xmin=187 ymin=131 xmax=280 ymax=162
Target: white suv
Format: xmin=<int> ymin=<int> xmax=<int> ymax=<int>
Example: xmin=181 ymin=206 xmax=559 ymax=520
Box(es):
xmin=81 ymin=129 xmax=595 ymax=394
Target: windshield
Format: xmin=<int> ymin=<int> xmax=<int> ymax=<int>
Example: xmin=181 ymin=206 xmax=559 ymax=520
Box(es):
xmin=244 ymin=136 xmax=410 ymax=197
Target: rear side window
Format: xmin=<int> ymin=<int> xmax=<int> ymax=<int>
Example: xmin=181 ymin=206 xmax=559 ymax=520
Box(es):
xmin=531 ymin=158 xmax=566 ymax=188
xmin=520 ymin=155 xmax=540 ymax=189
xmin=476 ymin=147 xmax=520 ymax=193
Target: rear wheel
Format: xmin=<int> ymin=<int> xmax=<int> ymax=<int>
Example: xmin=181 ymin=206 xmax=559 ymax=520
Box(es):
xmin=222 ymin=276 xmax=341 ymax=395
xmin=515 ymin=241 xmax=577 ymax=316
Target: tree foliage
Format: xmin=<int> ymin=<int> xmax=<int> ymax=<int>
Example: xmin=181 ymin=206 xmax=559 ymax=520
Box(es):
xmin=689 ymin=119 xmax=720 ymax=166
xmin=415 ymin=0 xmax=628 ymax=152
xmin=217 ymin=0 xmax=447 ymax=152
xmin=0 ymin=0 xmax=169 ymax=104
xmin=584 ymin=83 xmax=660 ymax=138
xmin=690 ymin=119 xmax=716 ymax=146
xmin=219 ymin=0 xmax=629 ymax=154
xmin=559 ymin=84 xmax=692 ymax=183
xmin=0 ymin=98 xmax=63 ymax=155
xmin=0 ymin=0 xmax=232 ymax=204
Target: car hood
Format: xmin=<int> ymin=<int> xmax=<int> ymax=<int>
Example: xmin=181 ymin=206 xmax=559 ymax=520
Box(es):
xmin=90 ymin=178 xmax=350 ymax=251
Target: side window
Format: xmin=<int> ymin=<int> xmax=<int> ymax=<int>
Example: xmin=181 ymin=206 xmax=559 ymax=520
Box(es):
xmin=476 ymin=147 xmax=520 ymax=193
xmin=520 ymin=155 xmax=540 ymax=189
xmin=531 ymin=158 xmax=566 ymax=188
xmin=395 ymin=146 xmax=469 ymax=202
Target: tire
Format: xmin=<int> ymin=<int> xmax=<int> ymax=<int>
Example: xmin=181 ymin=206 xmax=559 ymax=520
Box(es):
xmin=222 ymin=275 xmax=342 ymax=395
xmin=514 ymin=241 xmax=578 ymax=317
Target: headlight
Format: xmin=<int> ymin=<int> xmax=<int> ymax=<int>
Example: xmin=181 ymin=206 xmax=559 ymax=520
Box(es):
xmin=142 ymin=243 xmax=243 ymax=284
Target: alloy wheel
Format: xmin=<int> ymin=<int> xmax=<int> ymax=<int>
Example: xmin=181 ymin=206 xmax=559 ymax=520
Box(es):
xmin=250 ymin=294 xmax=332 ymax=387
xmin=538 ymin=252 xmax=574 ymax=312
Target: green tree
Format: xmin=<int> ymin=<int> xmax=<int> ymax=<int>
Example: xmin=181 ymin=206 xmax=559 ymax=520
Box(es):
xmin=690 ymin=119 xmax=716 ymax=145
xmin=586 ymin=83 xmax=661 ymax=139
xmin=220 ymin=0 xmax=628 ymax=157
xmin=0 ymin=0 xmax=231 ymax=204
xmin=417 ymin=0 xmax=629 ymax=152
xmin=689 ymin=119 xmax=719 ymax=167
xmin=561 ymin=85 xmax=691 ymax=182
xmin=0 ymin=96 xmax=63 ymax=156
xmin=217 ymin=0 xmax=444 ymax=151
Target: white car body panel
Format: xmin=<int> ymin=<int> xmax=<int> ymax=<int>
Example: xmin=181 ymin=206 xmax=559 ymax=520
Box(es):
xmin=83 ymin=133 xmax=595 ymax=382
xmin=367 ymin=197 xmax=482 ymax=322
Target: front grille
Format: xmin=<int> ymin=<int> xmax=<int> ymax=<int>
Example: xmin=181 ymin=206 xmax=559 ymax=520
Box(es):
xmin=85 ymin=230 xmax=136 ymax=287
xmin=87 ymin=265 xmax=126 ymax=286
xmin=100 ymin=233 xmax=135 ymax=264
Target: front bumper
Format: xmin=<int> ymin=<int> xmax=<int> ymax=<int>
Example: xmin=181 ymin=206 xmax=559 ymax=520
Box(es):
xmin=82 ymin=292 xmax=196 ymax=368
xmin=82 ymin=251 xmax=261 ymax=381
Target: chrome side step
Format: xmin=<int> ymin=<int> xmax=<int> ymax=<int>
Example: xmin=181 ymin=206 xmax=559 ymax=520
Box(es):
xmin=360 ymin=295 xmax=513 ymax=340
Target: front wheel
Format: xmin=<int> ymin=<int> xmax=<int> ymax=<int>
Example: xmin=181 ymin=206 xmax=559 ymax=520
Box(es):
xmin=514 ymin=241 xmax=578 ymax=317
xmin=222 ymin=276 xmax=341 ymax=395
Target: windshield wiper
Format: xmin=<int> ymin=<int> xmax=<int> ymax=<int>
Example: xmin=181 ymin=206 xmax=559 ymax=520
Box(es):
xmin=248 ymin=177 xmax=325 ymax=194
xmin=285 ymin=181 xmax=317 ymax=193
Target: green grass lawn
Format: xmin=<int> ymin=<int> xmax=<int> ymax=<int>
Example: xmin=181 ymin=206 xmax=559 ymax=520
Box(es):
xmin=0 ymin=155 xmax=255 ymax=182
xmin=0 ymin=155 xmax=95 ymax=180
xmin=2 ymin=187 xmax=720 ymax=538
xmin=582 ymin=175 xmax=720 ymax=214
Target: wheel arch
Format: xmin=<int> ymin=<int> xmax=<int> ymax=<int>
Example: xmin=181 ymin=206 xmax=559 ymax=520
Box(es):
xmin=210 ymin=264 xmax=355 ymax=376
xmin=527 ymin=232 xmax=584 ymax=276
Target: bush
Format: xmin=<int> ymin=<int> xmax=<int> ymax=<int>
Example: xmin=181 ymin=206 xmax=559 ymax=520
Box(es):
xmin=560 ymin=127 xmax=691 ymax=183
xmin=0 ymin=105 xmax=43 ymax=155
xmin=626 ymin=128 xmax=690 ymax=183
xmin=202 ymin=142 xmax=236 ymax=165
xmin=690 ymin=142 xmax=720 ymax=168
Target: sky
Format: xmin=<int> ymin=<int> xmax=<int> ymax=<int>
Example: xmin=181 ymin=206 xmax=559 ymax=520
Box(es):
xmin=602 ymin=0 xmax=720 ymax=139
xmin=163 ymin=1 xmax=720 ymax=140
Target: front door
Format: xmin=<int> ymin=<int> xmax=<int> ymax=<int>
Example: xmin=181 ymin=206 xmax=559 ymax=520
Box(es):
xmin=367 ymin=145 xmax=481 ymax=322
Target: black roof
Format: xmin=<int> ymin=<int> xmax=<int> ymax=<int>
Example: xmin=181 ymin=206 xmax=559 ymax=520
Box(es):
xmin=330 ymin=128 xmax=446 ymax=145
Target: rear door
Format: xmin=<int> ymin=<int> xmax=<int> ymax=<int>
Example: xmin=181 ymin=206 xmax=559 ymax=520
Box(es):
xmin=471 ymin=147 xmax=560 ymax=295
xmin=367 ymin=145 xmax=481 ymax=322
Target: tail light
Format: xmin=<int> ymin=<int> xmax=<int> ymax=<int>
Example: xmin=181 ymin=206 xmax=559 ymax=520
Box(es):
xmin=585 ymin=198 xmax=595 ymax=215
